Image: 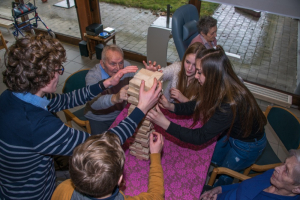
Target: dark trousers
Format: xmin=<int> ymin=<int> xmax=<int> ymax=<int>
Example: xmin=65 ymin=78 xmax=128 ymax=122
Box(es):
xmin=89 ymin=118 xmax=115 ymax=135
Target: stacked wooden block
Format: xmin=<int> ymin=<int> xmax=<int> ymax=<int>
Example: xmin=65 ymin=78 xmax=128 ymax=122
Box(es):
xmin=127 ymin=68 xmax=163 ymax=160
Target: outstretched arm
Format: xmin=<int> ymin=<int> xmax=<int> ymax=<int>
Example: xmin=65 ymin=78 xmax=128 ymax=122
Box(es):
xmin=48 ymin=67 xmax=138 ymax=112
xmin=148 ymin=104 xmax=233 ymax=145
xmin=103 ymin=66 xmax=138 ymax=88
xmin=108 ymin=78 xmax=163 ymax=144
xmin=123 ymin=132 xmax=165 ymax=200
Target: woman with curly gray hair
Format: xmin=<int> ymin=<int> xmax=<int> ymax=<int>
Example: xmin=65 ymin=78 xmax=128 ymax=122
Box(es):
xmin=190 ymin=16 xmax=217 ymax=49
xmin=0 ymin=34 xmax=163 ymax=200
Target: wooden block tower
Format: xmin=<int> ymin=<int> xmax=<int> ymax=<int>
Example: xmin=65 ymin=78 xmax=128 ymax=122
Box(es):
xmin=127 ymin=68 xmax=163 ymax=160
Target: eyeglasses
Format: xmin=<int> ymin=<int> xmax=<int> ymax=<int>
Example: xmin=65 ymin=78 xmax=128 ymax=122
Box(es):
xmin=106 ymin=61 xmax=124 ymax=68
xmin=54 ymin=65 xmax=64 ymax=75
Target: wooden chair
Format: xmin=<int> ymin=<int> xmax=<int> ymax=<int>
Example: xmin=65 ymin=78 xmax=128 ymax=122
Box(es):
xmin=243 ymin=105 xmax=300 ymax=176
xmin=207 ymin=163 xmax=280 ymax=186
xmin=0 ymin=30 xmax=8 ymax=51
xmin=62 ymin=69 xmax=91 ymax=134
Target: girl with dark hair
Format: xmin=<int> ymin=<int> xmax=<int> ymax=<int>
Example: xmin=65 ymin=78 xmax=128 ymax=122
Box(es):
xmin=144 ymin=42 xmax=206 ymax=103
xmin=147 ymin=45 xmax=267 ymax=186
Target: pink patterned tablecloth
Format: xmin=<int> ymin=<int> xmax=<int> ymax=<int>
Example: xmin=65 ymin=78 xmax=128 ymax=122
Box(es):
xmin=110 ymin=104 xmax=217 ymax=199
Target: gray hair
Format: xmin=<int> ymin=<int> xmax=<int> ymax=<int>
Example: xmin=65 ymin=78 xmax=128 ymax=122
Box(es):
xmin=197 ymin=16 xmax=217 ymax=35
xmin=289 ymin=149 xmax=300 ymax=184
xmin=101 ymin=44 xmax=124 ymax=62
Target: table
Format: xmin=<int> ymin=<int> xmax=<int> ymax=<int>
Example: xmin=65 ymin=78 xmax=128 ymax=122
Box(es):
xmin=84 ymin=32 xmax=116 ymax=60
xmin=110 ymin=104 xmax=217 ymax=199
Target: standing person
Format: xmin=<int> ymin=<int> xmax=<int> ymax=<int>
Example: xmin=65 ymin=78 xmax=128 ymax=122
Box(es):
xmin=146 ymin=45 xmax=267 ymax=186
xmin=51 ymin=131 xmax=165 ymax=200
xmin=189 ymin=16 xmax=217 ymax=49
xmin=0 ymin=34 xmax=161 ymax=199
xmin=85 ymin=44 xmax=134 ymax=135
xmin=144 ymin=42 xmax=206 ymax=103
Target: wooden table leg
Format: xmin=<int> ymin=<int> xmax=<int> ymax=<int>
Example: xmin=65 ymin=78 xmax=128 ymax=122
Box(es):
xmin=86 ymin=38 xmax=92 ymax=60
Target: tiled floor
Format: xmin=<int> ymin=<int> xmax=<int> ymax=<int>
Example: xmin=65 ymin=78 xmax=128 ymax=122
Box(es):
xmin=0 ymin=1 xmax=299 ymax=93
xmin=1 ymin=29 xmax=300 ymax=179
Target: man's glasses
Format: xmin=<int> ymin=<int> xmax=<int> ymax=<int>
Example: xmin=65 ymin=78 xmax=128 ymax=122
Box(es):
xmin=106 ymin=61 xmax=124 ymax=68
xmin=54 ymin=65 xmax=64 ymax=75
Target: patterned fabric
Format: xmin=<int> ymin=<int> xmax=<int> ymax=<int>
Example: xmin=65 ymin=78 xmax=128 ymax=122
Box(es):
xmin=189 ymin=34 xmax=217 ymax=49
xmin=110 ymin=104 xmax=217 ymax=199
xmin=160 ymin=61 xmax=181 ymax=103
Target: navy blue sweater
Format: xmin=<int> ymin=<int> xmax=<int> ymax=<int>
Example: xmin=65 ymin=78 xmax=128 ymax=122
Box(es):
xmin=0 ymin=84 xmax=144 ymax=200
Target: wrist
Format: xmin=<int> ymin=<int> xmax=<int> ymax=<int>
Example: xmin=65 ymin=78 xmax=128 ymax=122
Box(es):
xmin=167 ymin=103 xmax=175 ymax=112
xmin=102 ymin=78 xmax=112 ymax=89
xmin=111 ymin=94 xmax=117 ymax=104
xmin=137 ymin=105 xmax=148 ymax=114
xmin=161 ymin=119 xmax=171 ymax=130
xmin=99 ymin=79 xmax=108 ymax=90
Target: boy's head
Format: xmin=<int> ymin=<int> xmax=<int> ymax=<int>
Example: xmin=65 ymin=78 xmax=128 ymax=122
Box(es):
xmin=69 ymin=132 xmax=125 ymax=198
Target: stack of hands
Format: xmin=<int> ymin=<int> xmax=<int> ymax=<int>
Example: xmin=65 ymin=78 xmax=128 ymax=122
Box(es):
xmin=143 ymin=60 xmax=189 ymax=103
xmin=107 ymin=65 xmax=174 ymax=132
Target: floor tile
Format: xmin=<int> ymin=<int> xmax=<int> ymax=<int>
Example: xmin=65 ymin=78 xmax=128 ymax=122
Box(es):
xmin=64 ymin=61 xmax=85 ymax=74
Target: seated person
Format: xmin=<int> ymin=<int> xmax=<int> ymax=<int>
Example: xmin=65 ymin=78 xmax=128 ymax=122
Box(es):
xmin=189 ymin=16 xmax=217 ymax=49
xmin=143 ymin=42 xmax=206 ymax=103
xmin=51 ymin=131 xmax=165 ymax=200
xmin=200 ymin=149 xmax=300 ymax=200
xmin=0 ymin=34 xmax=142 ymax=199
xmin=85 ymin=44 xmax=134 ymax=135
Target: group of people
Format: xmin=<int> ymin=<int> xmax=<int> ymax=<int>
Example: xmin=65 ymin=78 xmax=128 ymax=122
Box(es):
xmin=0 ymin=15 xmax=299 ymax=200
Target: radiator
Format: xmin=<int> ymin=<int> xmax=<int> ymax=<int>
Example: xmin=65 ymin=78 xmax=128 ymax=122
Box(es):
xmin=244 ymin=82 xmax=292 ymax=108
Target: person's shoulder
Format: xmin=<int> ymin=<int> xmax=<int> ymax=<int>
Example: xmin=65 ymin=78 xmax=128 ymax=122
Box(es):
xmin=51 ymin=179 xmax=75 ymax=200
xmin=124 ymin=60 xmax=131 ymax=67
xmin=190 ymin=34 xmax=202 ymax=43
xmin=88 ymin=63 xmax=101 ymax=73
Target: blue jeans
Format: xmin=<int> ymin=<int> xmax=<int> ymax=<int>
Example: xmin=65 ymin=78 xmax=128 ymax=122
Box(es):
xmin=211 ymin=133 xmax=266 ymax=186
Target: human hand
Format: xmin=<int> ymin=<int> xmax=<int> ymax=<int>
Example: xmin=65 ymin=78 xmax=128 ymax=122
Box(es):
xmin=158 ymin=95 xmax=175 ymax=112
xmin=104 ymin=66 xmax=138 ymax=88
xmin=146 ymin=104 xmax=170 ymax=130
xmin=170 ymin=88 xmax=189 ymax=103
xmin=150 ymin=132 xmax=164 ymax=154
xmin=199 ymin=186 xmax=222 ymax=200
xmin=111 ymin=85 xmax=129 ymax=104
xmin=137 ymin=78 xmax=162 ymax=114
xmin=143 ymin=60 xmax=161 ymax=72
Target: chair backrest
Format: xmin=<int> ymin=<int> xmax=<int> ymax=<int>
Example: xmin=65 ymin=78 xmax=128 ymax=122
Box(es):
xmin=172 ymin=4 xmax=199 ymax=60
xmin=62 ymin=69 xmax=90 ymax=93
xmin=265 ymin=106 xmax=300 ymax=151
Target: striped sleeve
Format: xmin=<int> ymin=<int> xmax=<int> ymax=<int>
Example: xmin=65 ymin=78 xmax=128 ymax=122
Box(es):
xmin=109 ymin=107 xmax=145 ymax=144
xmin=32 ymin=115 xmax=90 ymax=156
xmin=47 ymin=83 xmax=102 ymax=113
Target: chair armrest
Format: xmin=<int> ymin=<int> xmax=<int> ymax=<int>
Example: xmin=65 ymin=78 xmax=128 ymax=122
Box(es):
xmin=63 ymin=110 xmax=86 ymax=126
xmin=207 ymin=167 xmax=251 ymax=186
xmin=250 ymin=163 xmax=281 ymax=172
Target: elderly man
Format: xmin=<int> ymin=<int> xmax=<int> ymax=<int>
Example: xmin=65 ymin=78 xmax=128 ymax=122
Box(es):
xmin=85 ymin=44 xmax=134 ymax=135
xmin=200 ymin=149 xmax=300 ymax=200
